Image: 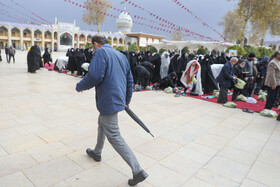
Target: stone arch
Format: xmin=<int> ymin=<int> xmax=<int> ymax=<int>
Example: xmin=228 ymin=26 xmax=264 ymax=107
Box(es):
xmin=107 ymin=37 xmax=112 ymax=41
xmin=54 ymin=42 xmax=58 ymax=51
xmin=74 ymin=33 xmax=78 ymax=41
xmin=113 ymin=37 xmax=118 ymax=44
xmin=34 ymin=29 xmax=42 ymax=38
xmin=60 ymin=32 xmax=73 ymax=46
xmin=11 ymin=27 xmax=20 ymax=37
xmin=44 ymin=30 xmax=52 ymax=39
xmin=87 ymin=35 xmax=92 ymax=42
xmin=0 ymin=26 xmax=8 ymax=36
xmin=127 ymin=42 xmax=131 ymax=46
xmin=54 ymin=31 xmax=58 ymax=40
xmin=23 ymin=28 xmax=31 ymax=37
xmin=79 ymin=34 xmax=85 ymax=41
xmin=119 ymin=38 xmax=123 ymax=44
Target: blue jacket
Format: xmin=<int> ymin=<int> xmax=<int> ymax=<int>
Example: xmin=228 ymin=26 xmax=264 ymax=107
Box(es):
xmin=76 ymin=44 xmax=133 ymax=115
xmin=217 ymin=61 xmax=236 ymax=89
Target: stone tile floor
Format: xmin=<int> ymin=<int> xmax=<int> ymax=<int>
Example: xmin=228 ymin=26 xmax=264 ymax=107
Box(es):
xmin=0 ymin=51 xmax=279 ymax=187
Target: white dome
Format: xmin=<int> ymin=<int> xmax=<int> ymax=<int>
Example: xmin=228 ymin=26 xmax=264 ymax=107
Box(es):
xmin=116 ymin=11 xmax=133 ymax=33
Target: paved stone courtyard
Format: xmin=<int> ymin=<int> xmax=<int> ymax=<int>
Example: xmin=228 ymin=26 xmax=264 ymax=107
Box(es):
xmin=0 ymin=51 xmax=279 ymax=187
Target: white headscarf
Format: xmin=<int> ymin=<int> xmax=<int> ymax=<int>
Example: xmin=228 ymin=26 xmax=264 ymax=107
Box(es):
xmin=180 ymin=60 xmax=203 ymax=95
xmin=160 ymin=52 xmax=170 ymax=79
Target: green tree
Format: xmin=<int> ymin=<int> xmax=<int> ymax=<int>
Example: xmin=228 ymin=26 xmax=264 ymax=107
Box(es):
xmin=106 ymin=39 xmax=112 ymax=46
xmin=257 ymin=47 xmax=275 ymax=58
xmin=140 ymin=47 xmax=146 ymax=52
xmin=182 ymin=46 xmax=189 ymax=54
xmin=82 ymin=0 xmax=113 ymax=33
xmin=243 ymin=45 xmax=260 ymax=58
xmin=116 ymin=46 xmax=125 ymax=51
xmin=226 ymin=45 xmax=245 ymax=56
xmin=159 ymin=48 xmax=166 ymax=53
xmin=128 ymin=43 xmax=138 ymax=52
xmin=149 ymin=46 xmax=158 ymax=53
xmin=85 ymin=42 xmax=92 ymax=49
xmin=196 ymin=47 xmax=207 ymax=55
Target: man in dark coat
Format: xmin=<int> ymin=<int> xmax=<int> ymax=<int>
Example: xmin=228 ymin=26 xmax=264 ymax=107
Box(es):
xmin=134 ymin=65 xmax=151 ymax=89
xmin=217 ymin=57 xmax=238 ymax=103
xmin=232 ymin=60 xmax=246 ymax=101
xmin=5 ymin=44 xmax=9 ymax=63
xmin=199 ymin=54 xmax=218 ymax=94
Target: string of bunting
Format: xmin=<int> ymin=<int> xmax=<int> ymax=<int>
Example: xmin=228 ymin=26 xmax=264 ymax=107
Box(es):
xmin=122 ymin=0 xmax=224 ymax=43
xmin=0 ymin=2 xmax=44 ymax=25
xmin=64 ymin=0 xmax=229 ymax=47
xmin=10 ymin=0 xmax=52 ymax=25
xmin=66 ymin=0 xmax=207 ymax=41
xmin=171 ymin=0 xmax=229 ymax=42
xmin=0 ymin=9 xmax=31 ymax=24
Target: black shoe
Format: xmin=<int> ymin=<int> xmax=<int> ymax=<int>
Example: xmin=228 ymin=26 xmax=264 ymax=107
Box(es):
xmin=128 ymin=170 xmax=148 ymax=186
xmin=86 ymin=148 xmax=101 ymax=162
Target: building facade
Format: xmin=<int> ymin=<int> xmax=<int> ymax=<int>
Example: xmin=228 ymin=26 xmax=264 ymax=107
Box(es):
xmin=0 ymin=18 xmax=126 ymax=51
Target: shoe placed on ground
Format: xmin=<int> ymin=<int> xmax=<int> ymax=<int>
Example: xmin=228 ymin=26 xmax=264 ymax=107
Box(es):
xmin=86 ymin=148 xmax=101 ymax=162
xmin=128 ymin=170 xmax=148 ymax=186
xmin=174 ymin=93 xmax=180 ymax=97
xmin=182 ymin=93 xmax=187 ymax=97
xmin=232 ymin=99 xmax=237 ymax=102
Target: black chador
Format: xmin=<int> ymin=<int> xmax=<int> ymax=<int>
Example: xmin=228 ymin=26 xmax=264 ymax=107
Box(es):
xmin=134 ymin=65 xmax=150 ymax=89
xmin=159 ymin=72 xmax=177 ymax=89
xmin=199 ymin=54 xmax=218 ymax=93
xmin=75 ymin=48 xmax=85 ymax=76
xmin=66 ymin=48 xmax=77 ymax=74
xmin=27 ymin=46 xmax=40 ymax=73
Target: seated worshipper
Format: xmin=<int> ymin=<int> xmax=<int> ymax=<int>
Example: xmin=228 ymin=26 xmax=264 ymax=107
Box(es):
xmin=200 ymin=54 xmax=218 ymax=94
xmin=264 ymin=51 xmax=280 ymax=110
xmin=43 ymin=48 xmax=52 ymax=66
xmin=158 ymin=72 xmax=177 ymax=90
xmin=255 ymin=56 xmax=269 ymax=95
xmin=54 ymin=56 xmax=69 ymax=72
xmin=66 ymin=48 xmax=77 ymax=74
xmin=232 ymin=60 xmax=246 ymax=101
xmin=216 ymin=57 xmax=238 ymax=103
xmin=160 ymin=52 xmax=170 ymax=79
xmin=180 ymin=60 xmax=203 ymax=96
xmin=134 ymin=65 xmax=151 ymax=90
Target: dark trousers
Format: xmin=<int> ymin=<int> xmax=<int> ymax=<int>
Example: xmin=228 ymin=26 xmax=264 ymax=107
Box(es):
xmin=217 ymin=85 xmax=228 ymax=103
xmin=255 ymin=78 xmax=265 ymax=94
xmin=232 ymin=88 xmax=242 ymax=101
xmin=265 ymin=86 xmax=280 ymax=109
xmin=9 ymin=55 xmax=15 ymax=63
xmin=6 ymin=54 xmax=9 ymax=62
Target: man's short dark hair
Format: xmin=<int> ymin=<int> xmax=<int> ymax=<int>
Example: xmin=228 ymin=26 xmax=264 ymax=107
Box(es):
xmin=92 ymin=35 xmax=108 ymax=45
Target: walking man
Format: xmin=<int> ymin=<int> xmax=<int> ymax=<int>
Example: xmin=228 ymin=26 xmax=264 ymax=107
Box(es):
xmin=8 ymin=45 xmax=16 ymax=63
xmin=76 ymin=35 xmax=148 ymax=186
xmin=5 ymin=44 xmax=9 ymax=63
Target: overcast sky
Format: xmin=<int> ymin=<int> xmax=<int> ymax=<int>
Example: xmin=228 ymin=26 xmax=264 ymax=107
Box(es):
xmin=0 ymin=0 xmax=277 ymax=41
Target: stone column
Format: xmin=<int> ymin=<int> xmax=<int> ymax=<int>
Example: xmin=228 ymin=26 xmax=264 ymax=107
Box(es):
xmin=72 ymin=33 xmax=74 ymax=48
xmin=8 ymin=26 xmax=11 ymax=46
xmin=57 ymin=32 xmax=60 ymax=51
xmin=20 ymin=26 xmax=23 ymax=50
xmin=51 ymin=31 xmax=54 ymax=51
xmin=42 ymin=29 xmax=45 ymax=50
xmin=31 ymin=29 xmax=34 ymax=46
